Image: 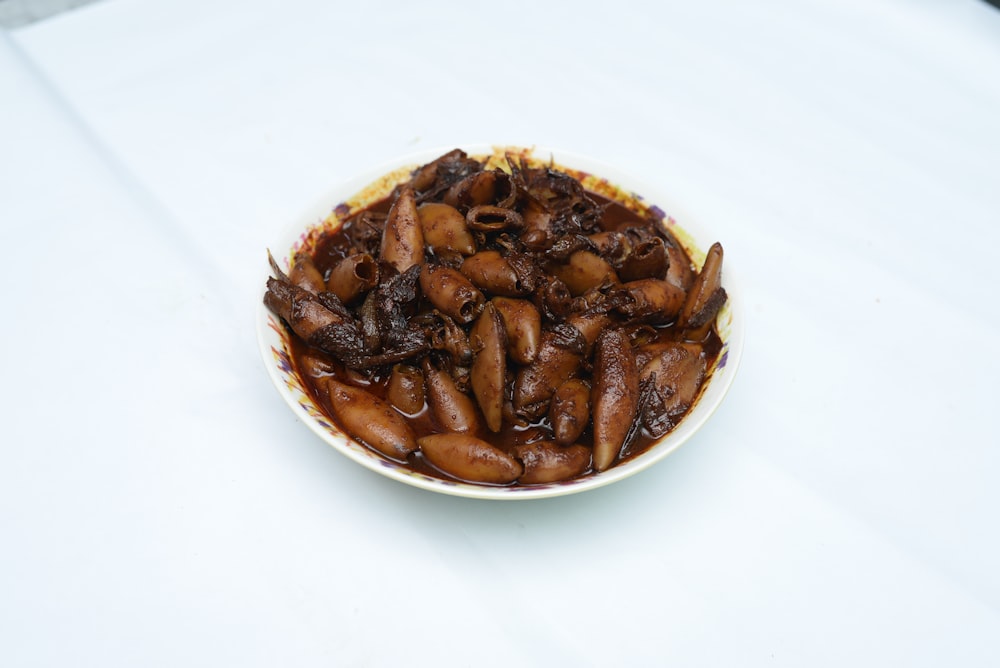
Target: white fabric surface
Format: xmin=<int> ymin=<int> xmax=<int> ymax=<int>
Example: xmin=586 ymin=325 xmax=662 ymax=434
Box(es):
xmin=2 ymin=0 xmax=999 ymax=665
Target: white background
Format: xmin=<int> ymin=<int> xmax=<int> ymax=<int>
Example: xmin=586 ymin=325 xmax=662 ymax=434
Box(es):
xmin=2 ymin=0 xmax=999 ymax=665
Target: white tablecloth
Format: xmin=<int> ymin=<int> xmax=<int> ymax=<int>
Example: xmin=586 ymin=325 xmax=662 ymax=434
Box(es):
xmin=2 ymin=1 xmax=999 ymax=665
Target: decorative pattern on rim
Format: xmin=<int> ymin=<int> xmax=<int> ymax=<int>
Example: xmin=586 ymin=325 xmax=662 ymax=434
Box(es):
xmin=266 ymin=145 xmax=735 ymax=493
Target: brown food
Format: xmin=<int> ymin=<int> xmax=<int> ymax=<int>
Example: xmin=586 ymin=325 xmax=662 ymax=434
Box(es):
xmin=469 ymin=302 xmax=507 ymax=433
xmin=265 ymin=149 xmax=727 ymax=486
xmin=514 ymin=441 xmax=591 ymax=484
xmin=549 ymin=379 xmax=591 ymax=447
xmin=418 ymin=433 xmax=523 ymax=484
xmin=324 ymin=378 xmax=418 ymax=461
xmin=591 ymin=328 xmax=640 ymax=472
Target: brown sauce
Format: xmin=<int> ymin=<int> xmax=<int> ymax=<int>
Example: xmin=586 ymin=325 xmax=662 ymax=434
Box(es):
xmin=282 ymin=185 xmax=722 ymax=486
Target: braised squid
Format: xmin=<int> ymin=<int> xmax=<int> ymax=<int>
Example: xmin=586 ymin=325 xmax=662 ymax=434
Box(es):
xmin=265 ymin=149 xmax=727 ymax=486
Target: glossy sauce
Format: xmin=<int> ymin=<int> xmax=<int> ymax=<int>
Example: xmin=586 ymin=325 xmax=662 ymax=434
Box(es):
xmin=287 ymin=191 xmax=721 ymax=485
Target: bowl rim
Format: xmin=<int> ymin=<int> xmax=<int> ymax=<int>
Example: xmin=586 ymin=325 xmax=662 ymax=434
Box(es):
xmin=256 ymin=144 xmax=744 ymax=500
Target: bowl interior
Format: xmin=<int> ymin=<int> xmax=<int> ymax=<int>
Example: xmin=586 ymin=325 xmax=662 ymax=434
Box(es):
xmin=256 ymin=145 xmax=743 ymax=499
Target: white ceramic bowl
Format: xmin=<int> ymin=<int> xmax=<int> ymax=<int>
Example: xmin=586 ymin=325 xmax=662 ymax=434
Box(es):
xmin=257 ymin=145 xmax=743 ymax=499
